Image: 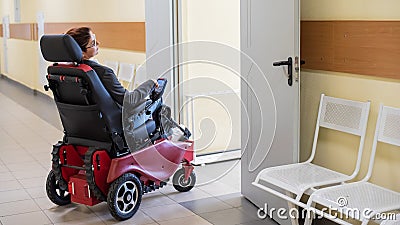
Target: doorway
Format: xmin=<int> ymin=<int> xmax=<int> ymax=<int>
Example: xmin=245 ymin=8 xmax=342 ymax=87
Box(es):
xmin=174 ymin=0 xmax=242 ymax=164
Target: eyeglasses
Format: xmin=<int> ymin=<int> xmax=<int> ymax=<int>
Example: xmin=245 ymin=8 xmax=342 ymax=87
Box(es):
xmin=86 ymin=34 xmax=97 ymax=48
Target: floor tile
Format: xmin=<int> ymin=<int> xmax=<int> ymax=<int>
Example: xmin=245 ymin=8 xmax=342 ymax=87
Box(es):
xmin=141 ymin=191 xmax=176 ymax=208
xmin=158 ymin=183 xmax=179 ymax=194
xmin=141 ymin=203 xmax=195 ymax=221
xmin=0 ymin=189 xmax=31 ymax=203
xmin=0 ymin=165 xmax=9 ymax=173
xmin=54 ymin=216 xmax=106 ymax=225
xmin=19 ymin=176 xmax=47 ymax=188
xmin=0 ymin=151 xmax=36 ymax=164
xmin=158 ymin=215 xmax=212 ymax=225
xmin=12 ymin=167 xmax=48 ymax=179
xmin=0 ymin=171 xmax=16 ymax=182
xmin=0 ymin=211 xmax=52 ymax=225
xmin=26 ymin=186 xmax=47 ymax=199
xmin=0 ymin=180 xmax=23 ymax=192
xmin=0 ymin=199 xmax=41 ymax=216
xmin=23 ymin=141 xmax=54 ymax=153
xmin=180 ymin=197 xmax=233 ymax=214
xmin=199 ymin=208 xmax=257 ymax=225
xmin=237 ymin=199 xmax=263 ymax=218
xmin=239 ymin=218 xmax=278 ymax=225
xmin=163 ymin=187 xmax=213 ymax=203
xmin=194 ymin=160 xmax=240 ymax=186
xmin=90 ymin=203 xmax=156 ymax=225
xmin=1 ymin=123 xmax=27 ymax=132
xmin=44 ymin=204 xmax=96 ymax=223
xmin=197 ymin=181 xmax=239 ymax=197
xmin=103 ymin=210 xmax=156 ymax=225
xmin=40 ymin=130 xmax=64 ymax=144
xmin=0 ymin=145 xmax=26 ymax=155
xmin=40 ymin=161 xmax=53 ymax=170
xmin=18 ymin=139 xmax=53 ymax=151
xmin=216 ymin=192 xmax=244 ymax=208
xmin=31 ymin=152 xmax=53 ymax=162
xmin=14 ymin=135 xmax=49 ymax=147
xmin=5 ymin=161 xmax=45 ymax=172
xmin=34 ymin=197 xmax=59 ymax=210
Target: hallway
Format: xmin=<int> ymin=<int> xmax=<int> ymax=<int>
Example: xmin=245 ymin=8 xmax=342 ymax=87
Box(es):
xmin=0 ymin=76 xmax=274 ymax=225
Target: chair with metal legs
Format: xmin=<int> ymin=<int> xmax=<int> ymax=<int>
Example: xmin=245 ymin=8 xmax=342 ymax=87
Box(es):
xmin=305 ymin=104 xmax=400 ymax=225
xmin=252 ymin=94 xmax=371 ymax=224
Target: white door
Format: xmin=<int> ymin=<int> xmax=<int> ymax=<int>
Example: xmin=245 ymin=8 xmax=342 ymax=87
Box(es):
xmin=240 ymin=0 xmax=300 ymax=224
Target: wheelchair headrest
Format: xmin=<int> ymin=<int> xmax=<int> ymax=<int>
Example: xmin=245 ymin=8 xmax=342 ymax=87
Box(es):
xmin=40 ymin=34 xmax=83 ymax=63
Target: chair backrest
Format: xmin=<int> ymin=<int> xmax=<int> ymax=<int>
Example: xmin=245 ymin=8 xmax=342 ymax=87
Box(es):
xmin=133 ymin=64 xmax=147 ymax=89
xmin=376 ymin=105 xmax=400 ymax=146
xmin=308 ymin=94 xmax=370 ymax=177
xmin=364 ymin=104 xmax=400 ymax=180
xmin=104 ymin=60 xmax=119 ymax=75
xmin=319 ymin=95 xmax=370 ymax=136
xmin=118 ymin=62 xmax=136 ymax=82
xmin=40 ymin=34 xmax=123 ymax=149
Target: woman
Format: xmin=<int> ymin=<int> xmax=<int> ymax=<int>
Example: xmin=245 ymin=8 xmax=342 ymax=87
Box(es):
xmin=65 ymin=27 xmax=156 ymax=106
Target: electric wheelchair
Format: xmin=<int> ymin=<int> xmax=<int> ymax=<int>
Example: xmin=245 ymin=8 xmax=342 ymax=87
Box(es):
xmin=40 ymin=34 xmax=195 ymax=220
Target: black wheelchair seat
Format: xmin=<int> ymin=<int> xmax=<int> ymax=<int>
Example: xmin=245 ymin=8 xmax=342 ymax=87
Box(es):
xmin=40 ymin=34 xmax=124 ymax=155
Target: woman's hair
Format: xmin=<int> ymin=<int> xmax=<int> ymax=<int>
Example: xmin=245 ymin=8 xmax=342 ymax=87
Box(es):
xmin=65 ymin=27 xmax=92 ymax=52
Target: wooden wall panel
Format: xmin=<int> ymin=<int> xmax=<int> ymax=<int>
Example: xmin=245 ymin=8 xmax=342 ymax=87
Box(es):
xmin=301 ymin=21 xmax=400 ymax=80
xmin=44 ymin=22 xmax=146 ymax=52
xmin=301 ymin=21 xmax=335 ymax=71
xmin=0 ymin=22 xmax=145 ymax=52
xmin=9 ymin=23 xmax=33 ymax=40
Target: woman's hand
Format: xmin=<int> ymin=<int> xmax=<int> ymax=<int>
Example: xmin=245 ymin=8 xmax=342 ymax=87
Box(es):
xmin=152 ymin=79 xmax=159 ymax=88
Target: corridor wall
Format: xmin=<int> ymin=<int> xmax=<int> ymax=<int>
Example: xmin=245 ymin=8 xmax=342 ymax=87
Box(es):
xmin=300 ymin=0 xmax=400 ymax=191
xmin=0 ymin=0 xmax=146 ymax=94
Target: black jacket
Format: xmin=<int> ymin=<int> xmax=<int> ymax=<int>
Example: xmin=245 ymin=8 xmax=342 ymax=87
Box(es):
xmin=83 ymin=60 xmax=154 ymax=106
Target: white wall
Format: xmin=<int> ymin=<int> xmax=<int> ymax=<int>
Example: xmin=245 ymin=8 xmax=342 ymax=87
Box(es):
xmin=300 ymin=0 xmax=400 ymax=190
xmin=0 ymin=0 xmax=146 ymax=94
xmin=302 ymin=0 xmax=400 ymax=20
xmin=20 ymin=0 xmax=145 ymax=23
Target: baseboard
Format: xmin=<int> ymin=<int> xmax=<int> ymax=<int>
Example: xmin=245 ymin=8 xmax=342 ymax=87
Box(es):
xmin=192 ymin=149 xmax=241 ymax=165
xmin=0 ymin=74 xmax=52 ymax=101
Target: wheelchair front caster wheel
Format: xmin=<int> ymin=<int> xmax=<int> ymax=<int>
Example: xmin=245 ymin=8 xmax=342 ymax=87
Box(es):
xmin=107 ymin=173 xmax=142 ymax=221
xmin=172 ymin=168 xmax=196 ymax=192
xmin=46 ymin=170 xmax=71 ymax=206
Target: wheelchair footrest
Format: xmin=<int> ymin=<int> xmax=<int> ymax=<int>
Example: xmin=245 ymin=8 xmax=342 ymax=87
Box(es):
xmin=68 ymin=174 xmax=101 ymax=206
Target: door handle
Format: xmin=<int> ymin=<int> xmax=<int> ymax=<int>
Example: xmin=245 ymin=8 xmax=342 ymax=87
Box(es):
xmin=273 ymin=57 xmax=293 ymax=86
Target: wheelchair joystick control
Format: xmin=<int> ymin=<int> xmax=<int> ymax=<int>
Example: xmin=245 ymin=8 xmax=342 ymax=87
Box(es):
xmin=150 ymin=78 xmax=168 ymax=102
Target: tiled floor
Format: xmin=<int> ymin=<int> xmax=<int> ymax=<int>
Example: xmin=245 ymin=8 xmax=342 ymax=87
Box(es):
xmin=0 ymin=77 xmax=275 ymax=225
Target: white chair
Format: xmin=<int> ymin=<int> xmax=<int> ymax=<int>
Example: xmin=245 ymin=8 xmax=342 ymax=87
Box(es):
xmin=133 ymin=64 xmax=147 ymax=88
xmin=118 ymin=62 xmax=136 ymax=83
xmin=305 ymin=104 xmax=400 ymax=225
xmin=252 ymin=94 xmax=370 ymax=222
xmin=103 ymin=60 xmax=119 ymax=75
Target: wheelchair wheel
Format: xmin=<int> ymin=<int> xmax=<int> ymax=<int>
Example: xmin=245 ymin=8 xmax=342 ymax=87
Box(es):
xmin=172 ymin=168 xmax=196 ymax=192
xmin=107 ymin=173 xmax=142 ymax=221
xmin=46 ymin=170 xmax=71 ymax=206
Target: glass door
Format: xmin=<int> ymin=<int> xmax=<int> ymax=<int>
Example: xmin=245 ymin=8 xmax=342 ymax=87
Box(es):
xmin=175 ymin=0 xmax=241 ymax=161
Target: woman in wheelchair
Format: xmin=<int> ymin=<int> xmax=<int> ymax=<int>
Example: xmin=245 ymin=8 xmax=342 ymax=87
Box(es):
xmin=66 ymin=27 xmax=157 ymax=106
xmin=40 ymin=30 xmax=195 ymax=221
